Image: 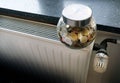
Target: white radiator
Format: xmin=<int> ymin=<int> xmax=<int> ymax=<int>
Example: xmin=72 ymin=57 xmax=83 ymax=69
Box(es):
xmin=0 ymin=27 xmax=93 ymax=83
xmin=0 ymin=16 xmax=93 ymax=83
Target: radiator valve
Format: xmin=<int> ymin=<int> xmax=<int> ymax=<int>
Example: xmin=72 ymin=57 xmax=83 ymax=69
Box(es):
xmin=93 ymin=38 xmax=120 ymax=73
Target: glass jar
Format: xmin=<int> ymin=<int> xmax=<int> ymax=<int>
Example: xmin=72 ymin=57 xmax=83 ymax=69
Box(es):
xmin=57 ymin=4 xmax=96 ymax=49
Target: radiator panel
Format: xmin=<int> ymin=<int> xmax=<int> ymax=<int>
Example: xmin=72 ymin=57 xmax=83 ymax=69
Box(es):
xmin=0 ymin=28 xmax=93 ymax=83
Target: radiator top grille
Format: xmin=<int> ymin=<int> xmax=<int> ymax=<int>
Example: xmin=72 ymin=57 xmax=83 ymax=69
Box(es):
xmin=0 ymin=15 xmax=58 ymax=40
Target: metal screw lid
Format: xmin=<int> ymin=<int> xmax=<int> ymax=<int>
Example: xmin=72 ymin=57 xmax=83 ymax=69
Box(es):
xmin=62 ymin=4 xmax=92 ymax=27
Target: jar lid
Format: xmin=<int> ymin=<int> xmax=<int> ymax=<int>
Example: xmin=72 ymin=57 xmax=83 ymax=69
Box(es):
xmin=62 ymin=4 xmax=92 ymax=27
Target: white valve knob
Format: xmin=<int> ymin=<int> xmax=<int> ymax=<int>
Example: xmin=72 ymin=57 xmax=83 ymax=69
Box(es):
xmin=93 ymin=51 xmax=109 ymax=73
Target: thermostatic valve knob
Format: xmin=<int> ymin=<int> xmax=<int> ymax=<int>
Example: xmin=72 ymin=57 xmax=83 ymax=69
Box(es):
xmin=93 ymin=50 xmax=109 ymax=73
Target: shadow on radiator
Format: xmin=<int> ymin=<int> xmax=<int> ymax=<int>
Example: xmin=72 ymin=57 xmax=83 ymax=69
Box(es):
xmin=0 ymin=53 xmax=72 ymax=83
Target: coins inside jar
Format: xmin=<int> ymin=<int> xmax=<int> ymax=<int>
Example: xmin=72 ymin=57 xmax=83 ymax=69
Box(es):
xmin=59 ymin=25 xmax=96 ymax=48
